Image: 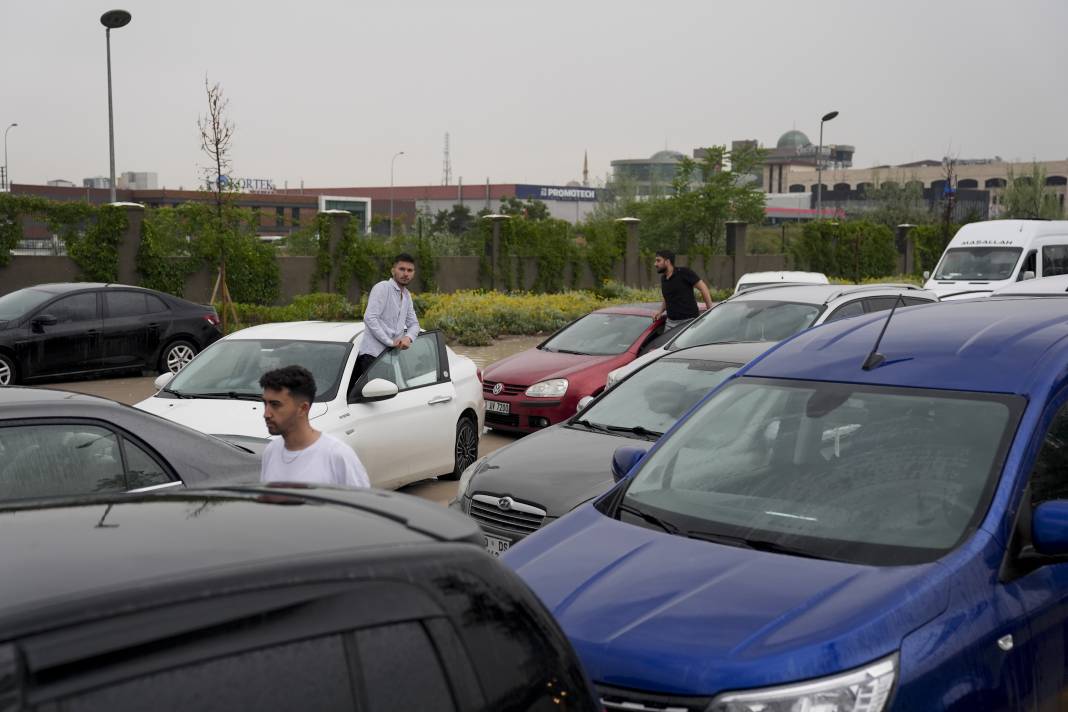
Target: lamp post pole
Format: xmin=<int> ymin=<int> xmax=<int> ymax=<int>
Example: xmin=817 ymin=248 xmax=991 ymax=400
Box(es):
xmin=3 ymin=123 xmax=16 ymax=192
xmin=816 ymin=110 xmax=838 ymax=220
xmin=100 ymin=10 xmax=132 ymax=203
xmin=390 ymin=151 xmax=405 ymax=237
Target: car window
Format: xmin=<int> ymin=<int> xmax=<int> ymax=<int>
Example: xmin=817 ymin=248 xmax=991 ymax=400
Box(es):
xmin=672 ymin=301 xmax=822 ymax=349
xmin=47 ymin=293 xmax=99 ymax=324
xmin=123 ymin=438 xmax=172 ymax=489
xmin=541 ymin=313 xmax=653 ymax=356
xmin=106 ymin=291 xmax=150 ymax=318
xmin=863 ymin=296 xmax=906 ymax=313
xmin=1042 ymin=245 xmax=1068 ymax=278
xmin=0 ymin=423 xmax=127 ymax=500
xmin=146 ymin=294 xmax=170 ymax=313
xmin=1018 ymin=250 xmax=1037 ymax=280
xmin=1028 ymin=403 xmax=1068 ymax=507
xmin=0 ymin=287 xmax=52 ymax=321
xmin=357 ymin=622 xmax=457 ymax=712
xmin=823 ymin=300 xmax=865 ymax=323
xmin=363 ymin=334 xmax=442 ymax=390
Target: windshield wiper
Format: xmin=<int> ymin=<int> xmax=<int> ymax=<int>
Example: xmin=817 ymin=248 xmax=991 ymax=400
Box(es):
xmin=618 ymin=503 xmax=681 ymax=535
xmin=605 ymin=424 xmax=663 ymax=440
xmin=686 ymin=530 xmax=835 ymax=560
xmin=162 ymin=387 xmax=193 ymax=399
xmin=553 ymin=348 xmax=588 ymax=355
xmin=571 ymin=418 xmax=612 ymax=434
xmin=183 ymin=391 xmax=262 ymax=401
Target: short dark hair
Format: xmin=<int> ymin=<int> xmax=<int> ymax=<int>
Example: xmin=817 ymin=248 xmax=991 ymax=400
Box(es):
xmin=394 ymin=252 xmax=415 ymax=266
xmin=655 ymin=249 xmax=676 ymax=264
xmin=260 ymin=365 xmax=317 ymax=404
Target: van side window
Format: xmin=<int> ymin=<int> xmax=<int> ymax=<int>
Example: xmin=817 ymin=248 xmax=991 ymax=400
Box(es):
xmin=1041 ymin=246 xmax=1068 ymax=278
xmin=1018 ymin=250 xmax=1037 ymax=280
xmin=1029 ymin=404 xmax=1068 ymax=507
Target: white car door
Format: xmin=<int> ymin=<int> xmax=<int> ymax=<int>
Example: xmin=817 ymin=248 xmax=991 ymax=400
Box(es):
xmin=343 ymin=331 xmax=457 ymax=489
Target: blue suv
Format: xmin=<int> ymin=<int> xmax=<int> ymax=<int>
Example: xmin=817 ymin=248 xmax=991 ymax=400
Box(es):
xmin=505 ymin=296 xmax=1068 ymax=711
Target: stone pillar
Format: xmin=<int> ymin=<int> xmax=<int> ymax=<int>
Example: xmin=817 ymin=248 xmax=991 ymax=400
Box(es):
xmin=320 ymin=209 xmax=351 ymax=292
xmin=896 ymin=223 xmax=916 ymax=276
xmin=725 ymin=221 xmax=748 ymax=288
xmin=481 ymin=214 xmax=509 ymax=291
xmin=616 ymin=217 xmax=640 ymax=287
xmin=111 ymin=202 xmax=145 ymax=285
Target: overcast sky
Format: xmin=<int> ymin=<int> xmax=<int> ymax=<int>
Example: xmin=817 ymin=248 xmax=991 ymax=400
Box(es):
xmin=3 ymin=0 xmax=1066 ymax=190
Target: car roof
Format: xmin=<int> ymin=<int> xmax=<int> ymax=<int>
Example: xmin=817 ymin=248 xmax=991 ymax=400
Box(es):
xmin=992 ymin=274 xmax=1068 ymax=296
xmin=224 ymin=320 xmax=366 ymax=343
xmin=0 ymin=486 xmax=481 ymax=632
xmin=595 ymin=302 xmax=661 ymax=316
xmin=736 ymin=271 xmax=828 ymax=286
xmin=730 ymin=282 xmax=933 ymax=305
xmin=0 ymin=386 xmax=113 ymax=406
xmin=17 ymin=282 xmax=158 ymax=294
xmin=745 ymin=297 xmax=1068 ymax=395
xmin=663 ymin=341 xmax=776 ymax=364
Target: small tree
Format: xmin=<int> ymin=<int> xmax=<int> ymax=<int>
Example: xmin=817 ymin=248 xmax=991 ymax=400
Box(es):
xmin=1000 ymin=162 xmax=1063 ymax=219
xmin=197 ymin=76 xmax=240 ymax=330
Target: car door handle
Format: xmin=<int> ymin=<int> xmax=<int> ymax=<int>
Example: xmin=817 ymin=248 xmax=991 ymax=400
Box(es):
xmin=427 ymin=395 xmax=453 ymax=405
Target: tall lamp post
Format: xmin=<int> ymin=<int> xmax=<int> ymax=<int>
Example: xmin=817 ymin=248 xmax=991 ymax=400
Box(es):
xmin=3 ymin=123 xmax=16 ymax=192
xmin=389 ymin=151 xmax=405 ymax=237
xmin=816 ymin=109 xmax=838 ymax=220
xmin=100 ymin=9 xmax=132 ymax=203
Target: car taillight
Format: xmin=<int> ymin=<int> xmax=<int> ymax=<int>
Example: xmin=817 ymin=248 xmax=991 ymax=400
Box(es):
xmin=204 ymin=313 xmax=221 ymax=328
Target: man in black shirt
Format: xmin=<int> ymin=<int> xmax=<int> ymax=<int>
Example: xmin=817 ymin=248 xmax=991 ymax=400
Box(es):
xmin=653 ymin=249 xmax=714 ymax=331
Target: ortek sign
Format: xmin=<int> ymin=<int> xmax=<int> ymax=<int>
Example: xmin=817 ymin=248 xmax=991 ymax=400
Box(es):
xmin=515 ymin=184 xmax=599 ymax=202
xmin=213 ymin=176 xmax=276 ymax=194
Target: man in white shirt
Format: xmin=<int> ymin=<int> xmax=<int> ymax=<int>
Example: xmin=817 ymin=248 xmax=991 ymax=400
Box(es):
xmin=259 ymin=365 xmax=370 ymax=488
xmin=355 ymin=253 xmax=420 ymax=377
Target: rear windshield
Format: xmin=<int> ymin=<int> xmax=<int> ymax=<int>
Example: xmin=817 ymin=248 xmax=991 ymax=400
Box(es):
xmin=934 ymin=247 xmax=1022 ymax=281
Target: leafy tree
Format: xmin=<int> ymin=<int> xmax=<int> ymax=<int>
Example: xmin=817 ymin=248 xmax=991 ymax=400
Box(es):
xmin=499 ymin=196 xmax=551 ymax=220
xmin=858 ymin=178 xmax=930 ymax=227
xmin=1000 ymin=162 xmax=1063 ymax=219
xmin=445 ymin=204 xmax=475 ymax=235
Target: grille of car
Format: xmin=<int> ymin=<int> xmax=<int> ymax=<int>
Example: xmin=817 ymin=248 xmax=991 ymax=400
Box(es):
xmin=482 ymin=380 xmax=526 ymax=396
xmin=485 ymin=412 xmax=520 ymax=428
xmin=470 ymin=493 xmax=546 ymax=534
xmin=597 ymin=684 xmax=713 ymax=712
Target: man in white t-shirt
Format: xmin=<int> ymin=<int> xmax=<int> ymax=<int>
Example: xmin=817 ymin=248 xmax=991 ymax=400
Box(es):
xmin=259 ymin=365 xmax=370 ymax=488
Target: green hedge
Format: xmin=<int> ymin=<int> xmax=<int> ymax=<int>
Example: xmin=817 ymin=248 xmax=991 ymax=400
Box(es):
xmin=909 ymin=224 xmax=961 ymax=276
xmin=789 ymin=221 xmax=898 ymax=281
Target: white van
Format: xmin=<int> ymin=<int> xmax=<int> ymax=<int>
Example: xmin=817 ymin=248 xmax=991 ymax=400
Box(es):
xmin=923 ymin=220 xmax=1068 ymax=299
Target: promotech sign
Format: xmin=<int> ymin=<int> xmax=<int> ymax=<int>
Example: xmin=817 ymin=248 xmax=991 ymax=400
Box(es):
xmin=515 ymin=184 xmax=599 ymax=202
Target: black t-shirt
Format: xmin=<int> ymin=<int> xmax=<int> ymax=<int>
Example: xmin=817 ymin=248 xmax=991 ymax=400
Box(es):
xmin=660 ymin=266 xmax=702 ymax=319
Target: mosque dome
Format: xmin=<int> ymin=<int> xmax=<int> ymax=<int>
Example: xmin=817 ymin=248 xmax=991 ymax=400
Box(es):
xmin=650 ymin=150 xmax=685 ymax=161
xmin=777 ymin=130 xmax=812 ymax=149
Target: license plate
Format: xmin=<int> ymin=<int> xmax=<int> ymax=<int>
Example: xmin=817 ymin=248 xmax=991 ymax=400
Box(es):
xmin=486 ymin=400 xmax=510 ymax=414
xmin=485 ymin=534 xmax=511 ymax=557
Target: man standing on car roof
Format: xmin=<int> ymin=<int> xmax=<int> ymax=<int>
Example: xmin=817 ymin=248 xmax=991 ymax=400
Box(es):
xmin=653 ymin=249 xmax=714 ymax=332
xmin=355 ymin=253 xmax=420 ymax=378
xmin=260 ymin=365 xmax=370 ymax=487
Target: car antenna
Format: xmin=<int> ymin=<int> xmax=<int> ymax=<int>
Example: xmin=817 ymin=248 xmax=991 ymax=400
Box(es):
xmin=862 ymin=294 xmax=905 ymax=371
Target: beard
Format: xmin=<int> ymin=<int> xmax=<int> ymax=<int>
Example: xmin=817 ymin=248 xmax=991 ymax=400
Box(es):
xmin=655 ymin=265 xmax=667 ymax=274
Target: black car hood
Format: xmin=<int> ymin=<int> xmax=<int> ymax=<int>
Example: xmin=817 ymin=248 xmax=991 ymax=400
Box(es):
xmin=468 ymin=424 xmax=630 ymax=517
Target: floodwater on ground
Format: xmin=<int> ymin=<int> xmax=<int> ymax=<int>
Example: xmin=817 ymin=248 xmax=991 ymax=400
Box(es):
xmin=449 ymin=334 xmax=542 ymax=369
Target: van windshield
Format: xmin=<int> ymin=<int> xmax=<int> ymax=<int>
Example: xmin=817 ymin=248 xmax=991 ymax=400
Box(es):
xmin=620 ymin=378 xmax=1020 ymax=566
xmin=933 ymin=247 xmax=1022 ymax=281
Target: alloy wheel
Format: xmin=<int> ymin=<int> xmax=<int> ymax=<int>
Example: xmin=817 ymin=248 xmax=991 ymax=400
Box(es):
xmin=455 ymin=418 xmax=479 ymax=473
xmin=166 ymin=344 xmax=196 ymax=373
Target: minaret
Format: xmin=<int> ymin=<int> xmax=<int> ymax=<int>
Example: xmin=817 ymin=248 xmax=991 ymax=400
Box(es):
xmin=582 ymin=151 xmax=589 ymax=187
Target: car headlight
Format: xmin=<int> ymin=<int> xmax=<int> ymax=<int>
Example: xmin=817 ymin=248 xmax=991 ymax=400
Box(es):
xmin=525 ymin=378 xmax=568 ymax=398
xmin=457 ymin=457 xmax=486 ymax=499
xmin=709 ymin=654 xmax=897 ymax=712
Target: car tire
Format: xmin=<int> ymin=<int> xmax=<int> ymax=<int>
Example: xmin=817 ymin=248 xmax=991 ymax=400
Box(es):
xmin=160 ymin=340 xmax=198 ymax=374
xmin=442 ymin=415 xmax=479 ymax=481
xmin=0 ymin=353 xmax=15 ymax=386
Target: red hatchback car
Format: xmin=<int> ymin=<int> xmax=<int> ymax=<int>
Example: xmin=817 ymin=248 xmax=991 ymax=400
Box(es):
xmin=481 ymin=303 xmax=666 ymax=434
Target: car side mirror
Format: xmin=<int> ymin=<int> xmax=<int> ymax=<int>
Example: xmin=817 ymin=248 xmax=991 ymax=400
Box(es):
xmin=360 ymin=378 xmax=399 ymax=403
xmin=922 ymin=271 xmax=931 ymax=280
xmin=576 ymin=395 xmax=594 ymax=414
xmin=1032 ymin=500 xmax=1068 ymax=556
xmin=153 ymin=373 xmax=172 ymax=391
xmin=1020 ymin=270 xmax=1036 ymax=281
xmin=32 ymin=314 xmax=57 ymax=330
xmin=611 ymin=445 xmax=648 ymax=483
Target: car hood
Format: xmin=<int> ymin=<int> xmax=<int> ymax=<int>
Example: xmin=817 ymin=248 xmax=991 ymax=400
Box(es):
xmin=468 ymin=425 xmax=628 ymax=516
xmin=135 ymin=396 xmax=328 ymax=440
xmin=483 ymin=347 xmax=624 ymax=386
xmin=505 ymin=506 xmax=948 ymax=695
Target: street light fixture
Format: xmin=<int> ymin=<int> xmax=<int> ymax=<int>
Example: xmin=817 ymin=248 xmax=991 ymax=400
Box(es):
xmin=3 ymin=123 xmax=16 ymax=192
xmin=815 ymin=110 xmax=838 ymax=221
xmin=100 ymin=9 xmax=132 ymax=203
xmin=390 ymin=151 xmax=405 ymax=237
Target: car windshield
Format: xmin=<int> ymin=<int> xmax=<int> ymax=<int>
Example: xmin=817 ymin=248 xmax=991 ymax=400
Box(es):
xmin=621 ymin=378 xmax=1019 ymax=565
xmin=166 ymin=339 xmax=351 ymax=401
xmin=0 ymin=288 xmax=53 ymax=321
xmin=934 ymin=247 xmax=1022 ymax=281
xmin=670 ymin=301 xmax=821 ymax=350
xmin=577 ymin=357 xmax=741 ymax=438
xmin=541 ymin=313 xmax=652 ymax=356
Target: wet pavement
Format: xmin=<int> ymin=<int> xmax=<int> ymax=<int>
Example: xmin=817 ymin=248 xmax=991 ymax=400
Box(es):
xmin=45 ymin=336 xmax=543 ymax=505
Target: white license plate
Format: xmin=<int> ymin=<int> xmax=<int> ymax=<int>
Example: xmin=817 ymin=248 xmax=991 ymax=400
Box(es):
xmin=486 ymin=400 xmax=510 ymax=414
xmin=485 ymin=534 xmax=511 ymax=557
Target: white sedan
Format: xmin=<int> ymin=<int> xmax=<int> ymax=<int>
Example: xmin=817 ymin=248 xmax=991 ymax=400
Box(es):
xmin=135 ymin=321 xmax=484 ymax=490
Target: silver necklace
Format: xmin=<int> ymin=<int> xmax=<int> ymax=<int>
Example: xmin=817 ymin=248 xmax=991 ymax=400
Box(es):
xmin=280 ymin=446 xmax=306 ymax=464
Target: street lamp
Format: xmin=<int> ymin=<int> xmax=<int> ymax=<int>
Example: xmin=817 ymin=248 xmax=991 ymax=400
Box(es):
xmin=3 ymin=123 xmax=16 ymax=192
xmin=389 ymin=151 xmax=405 ymax=237
xmin=100 ymin=9 xmax=132 ymax=203
xmin=816 ymin=109 xmax=838 ymax=220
